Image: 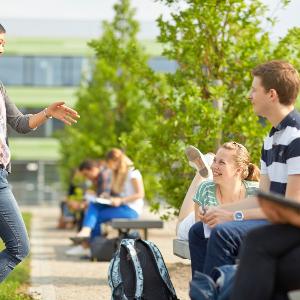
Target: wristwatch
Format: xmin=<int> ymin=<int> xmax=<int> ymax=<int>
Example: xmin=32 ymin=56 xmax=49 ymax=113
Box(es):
xmin=233 ymin=211 xmax=244 ymax=221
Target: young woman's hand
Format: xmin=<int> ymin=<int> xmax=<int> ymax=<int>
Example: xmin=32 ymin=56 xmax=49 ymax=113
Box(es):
xmin=47 ymin=102 xmax=80 ymax=125
xmin=111 ymin=197 xmax=123 ymax=207
xmin=197 ymin=206 xmax=206 ymax=222
xmin=203 ymin=207 xmax=233 ymax=227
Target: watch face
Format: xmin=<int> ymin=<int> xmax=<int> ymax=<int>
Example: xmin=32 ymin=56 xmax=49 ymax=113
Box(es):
xmin=235 ymin=211 xmax=243 ymax=221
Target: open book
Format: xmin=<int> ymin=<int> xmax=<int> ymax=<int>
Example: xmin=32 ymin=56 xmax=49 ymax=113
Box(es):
xmin=84 ymin=193 xmax=112 ymax=205
xmin=94 ymin=197 xmax=112 ymax=205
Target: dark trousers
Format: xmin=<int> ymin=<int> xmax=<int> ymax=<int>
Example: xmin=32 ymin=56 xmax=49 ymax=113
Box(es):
xmin=231 ymin=224 xmax=300 ymax=300
xmin=188 ymin=220 xmax=268 ymax=277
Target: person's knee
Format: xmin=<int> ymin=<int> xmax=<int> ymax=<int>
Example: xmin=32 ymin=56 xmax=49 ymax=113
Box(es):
xmin=188 ymin=222 xmax=205 ymax=242
xmin=210 ymin=223 xmax=231 ymax=240
xmin=17 ymin=236 xmax=30 ymax=262
xmin=8 ymin=235 xmax=30 ymax=263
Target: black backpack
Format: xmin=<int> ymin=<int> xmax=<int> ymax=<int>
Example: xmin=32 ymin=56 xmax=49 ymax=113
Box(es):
xmin=91 ymin=231 xmax=140 ymax=261
xmin=108 ymin=238 xmax=179 ymax=300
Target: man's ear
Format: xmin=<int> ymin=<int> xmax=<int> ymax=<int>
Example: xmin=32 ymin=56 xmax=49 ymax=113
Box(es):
xmin=269 ymin=88 xmax=279 ymax=102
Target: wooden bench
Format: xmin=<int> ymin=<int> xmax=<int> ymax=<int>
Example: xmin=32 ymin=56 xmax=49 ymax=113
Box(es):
xmin=173 ymin=239 xmax=190 ymax=259
xmin=110 ymin=219 xmax=163 ymax=240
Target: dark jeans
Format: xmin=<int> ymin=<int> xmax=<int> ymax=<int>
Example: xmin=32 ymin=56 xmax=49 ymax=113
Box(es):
xmin=231 ymin=224 xmax=300 ymax=300
xmin=0 ymin=169 xmax=30 ymax=282
xmin=188 ymin=220 xmax=268 ymax=277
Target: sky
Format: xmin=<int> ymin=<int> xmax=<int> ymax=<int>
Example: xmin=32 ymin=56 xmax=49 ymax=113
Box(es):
xmin=0 ymin=0 xmax=299 ymax=39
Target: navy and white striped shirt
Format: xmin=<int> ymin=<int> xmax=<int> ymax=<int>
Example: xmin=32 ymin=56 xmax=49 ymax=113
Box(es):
xmin=261 ymin=109 xmax=300 ymax=195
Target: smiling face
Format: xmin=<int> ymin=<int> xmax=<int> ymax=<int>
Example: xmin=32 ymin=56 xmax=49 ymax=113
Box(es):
xmin=248 ymin=76 xmax=272 ymax=117
xmin=0 ymin=33 xmax=6 ymax=55
xmin=211 ymin=148 xmax=241 ymax=184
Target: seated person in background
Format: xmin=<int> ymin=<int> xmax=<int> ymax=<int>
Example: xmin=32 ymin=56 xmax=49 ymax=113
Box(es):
xmin=79 ymin=159 xmax=111 ymax=198
xmin=188 ymin=141 xmax=262 ymax=277
xmin=66 ymin=149 xmax=144 ymax=256
xmin=177 ymin=146 xmax=215 ymax=240
xmin=57 ymin=169 xmax=83 ymax=229
xmin=65 ymin=169 xmax=89 ymax=231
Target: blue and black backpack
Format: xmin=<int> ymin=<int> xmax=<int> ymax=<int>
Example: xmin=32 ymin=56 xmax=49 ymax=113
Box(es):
xmin=108 ymin=238 xmax=179 ymax=300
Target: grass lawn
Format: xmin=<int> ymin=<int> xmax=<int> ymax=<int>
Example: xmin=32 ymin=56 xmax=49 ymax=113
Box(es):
xmin=0 ymin=213 xmax=32 ymax=300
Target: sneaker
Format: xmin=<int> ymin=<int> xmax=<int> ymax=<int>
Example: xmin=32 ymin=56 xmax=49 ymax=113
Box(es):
xmin=185 ymin=146 xmax=214 ymax=178
xmin=65 ymin=245 xmax=91 ymax=257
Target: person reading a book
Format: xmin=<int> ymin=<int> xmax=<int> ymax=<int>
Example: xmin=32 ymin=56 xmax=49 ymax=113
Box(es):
xmin=66 ymin=149 xmax=144 ymax=256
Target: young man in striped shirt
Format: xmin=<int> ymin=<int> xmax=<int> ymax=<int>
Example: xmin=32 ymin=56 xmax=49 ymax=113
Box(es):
xmin=189 ymin=61 xmax=300 ymax=278
xmin=231 ymin=62 xmax=300 ymax=299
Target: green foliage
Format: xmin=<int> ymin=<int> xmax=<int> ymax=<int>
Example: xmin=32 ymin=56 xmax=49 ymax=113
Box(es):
xmin=122 ymin=0 xmax=277 ymax=211
xmin=122 ymin=0 xmax=300 ymax=211
xmin=58 ymin=0 xmax=152 ymax=184
xmin=273 ymin=27 xmax=300 ymax=69
xmin=59 ymin=0 xmax=300 ymax=212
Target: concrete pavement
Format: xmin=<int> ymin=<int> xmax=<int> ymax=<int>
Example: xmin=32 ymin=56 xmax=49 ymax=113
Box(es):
xmin=25 ymin=206 xmax=191 ymax=300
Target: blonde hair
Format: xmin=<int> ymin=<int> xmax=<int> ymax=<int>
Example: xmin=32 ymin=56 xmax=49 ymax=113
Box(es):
xmin=106 ymin=148 xmax=133 ymax=194
xmin=221 ymin=141 xmax=260 ymax=181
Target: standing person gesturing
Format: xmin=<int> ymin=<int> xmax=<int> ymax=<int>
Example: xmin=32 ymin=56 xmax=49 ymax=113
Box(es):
xmin=0 ymin=23 xmax=79 ymax=282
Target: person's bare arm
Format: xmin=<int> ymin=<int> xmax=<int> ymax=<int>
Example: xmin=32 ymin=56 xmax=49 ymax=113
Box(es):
xmin=259 ymin=175 xmax=300 ymax=227
xmin=111 ymin=177 xmax=144 ymax=207
xmin=202 ymin=176 xmax=270 ymax=226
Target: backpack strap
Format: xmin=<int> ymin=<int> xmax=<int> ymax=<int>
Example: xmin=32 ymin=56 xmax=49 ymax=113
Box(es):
xmin=108 ymin=239 xmax=143 ymax=300
xmin=142 ymin=240 xmax=178 ymax=299
xmin=122 ymin=239 xmax=144 ymax=299
xmin=108 ymin=249 xmax=125 ymax=298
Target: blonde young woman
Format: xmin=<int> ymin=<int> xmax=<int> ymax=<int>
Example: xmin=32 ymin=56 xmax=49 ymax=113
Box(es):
xmin=184 ymin=142 xmax=261 ymax=277
xmin=68 ymin=148 xmax=144 ymax=256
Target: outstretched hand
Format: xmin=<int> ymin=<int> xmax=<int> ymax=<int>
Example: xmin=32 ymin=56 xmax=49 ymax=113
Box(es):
xmin=47 ymin=102 xmax=80 ymax=125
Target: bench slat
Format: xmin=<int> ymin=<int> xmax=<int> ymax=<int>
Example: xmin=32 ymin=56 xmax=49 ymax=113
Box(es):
xmin=110 ymin=219 xmax=163 ymax=229
xmin=173 ymin=239 xmax=190 ymax=260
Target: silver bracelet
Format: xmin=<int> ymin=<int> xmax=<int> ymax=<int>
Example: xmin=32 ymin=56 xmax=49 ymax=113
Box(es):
xmin=43 ymin=108 xmax=53 ymax=119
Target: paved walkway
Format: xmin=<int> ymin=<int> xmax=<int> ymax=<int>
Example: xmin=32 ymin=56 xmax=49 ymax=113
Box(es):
xmin=25 ymin=206 xmax=191 ymax=300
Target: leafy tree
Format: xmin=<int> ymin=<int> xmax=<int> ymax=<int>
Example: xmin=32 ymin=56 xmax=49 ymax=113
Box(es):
xmin=58 ymin=0 xmax=151 ymax=184
xmin=59 ymin=0 xmax=300 ymax=214
xmin=122 ymin=0 xmax=299 ymax=212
